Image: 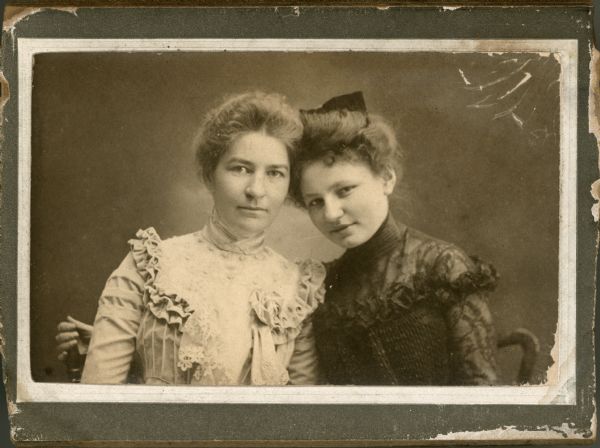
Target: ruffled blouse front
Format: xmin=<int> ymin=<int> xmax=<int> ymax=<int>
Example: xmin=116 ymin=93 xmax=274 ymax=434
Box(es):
xmin=81 ymin=218 xmax=325 ymax=385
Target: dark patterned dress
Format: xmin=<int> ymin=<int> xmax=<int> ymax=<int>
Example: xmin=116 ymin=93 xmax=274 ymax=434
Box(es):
xmin=313 ymin=214 xmax=499 ymax=385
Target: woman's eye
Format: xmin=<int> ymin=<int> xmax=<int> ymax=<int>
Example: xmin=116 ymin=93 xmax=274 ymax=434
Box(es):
xmin=337 ymin=185 xmax=356 ymax=197
xmin=306 ymin=198 xmax=324 ymax=208
xmin=230 ymin=166 xmax=250 ymax=174
xmin=267 ymin=170 xmax=286 ymax=179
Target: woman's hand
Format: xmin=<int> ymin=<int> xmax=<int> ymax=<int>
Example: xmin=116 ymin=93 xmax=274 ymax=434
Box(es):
xmin=56 ymin=316 xmax=93 ymax=361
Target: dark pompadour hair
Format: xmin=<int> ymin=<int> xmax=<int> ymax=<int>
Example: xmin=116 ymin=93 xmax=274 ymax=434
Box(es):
xmin=289 ymin=108 xmax=401 ymax=206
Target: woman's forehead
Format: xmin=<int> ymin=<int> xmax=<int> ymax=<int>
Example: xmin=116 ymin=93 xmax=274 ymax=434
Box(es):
xmin=300 ymin=159 xmax=374 ymax=191
xmin=222 ymin=132 xmax=290 ymax=166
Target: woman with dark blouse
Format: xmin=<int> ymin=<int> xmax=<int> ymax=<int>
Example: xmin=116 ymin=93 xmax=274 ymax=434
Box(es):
xmin=291 ymin=92 xmax=499 ymax=385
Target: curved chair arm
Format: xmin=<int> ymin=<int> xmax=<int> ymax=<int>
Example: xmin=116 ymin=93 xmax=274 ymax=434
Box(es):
xmin=497 ymin=328 xmax=540 ymax=384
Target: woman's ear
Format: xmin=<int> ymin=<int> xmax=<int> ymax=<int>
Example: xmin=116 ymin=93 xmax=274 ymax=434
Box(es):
xmin=382 ymin=167 xmax=397 ymax=196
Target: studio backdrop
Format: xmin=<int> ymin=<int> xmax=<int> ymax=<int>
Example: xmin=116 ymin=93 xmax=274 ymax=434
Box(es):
xmin=30 ymin=50 xmax=560 ymax=385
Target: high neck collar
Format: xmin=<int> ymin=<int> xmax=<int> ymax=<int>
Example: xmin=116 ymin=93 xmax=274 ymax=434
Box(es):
xmin=341 ymin=214 xmax=406 ymax=265
xmin=202 ymin=210 xmax=265 ymax=255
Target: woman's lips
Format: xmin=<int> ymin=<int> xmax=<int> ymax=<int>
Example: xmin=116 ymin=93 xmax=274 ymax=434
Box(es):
xmin=238 ymin=206 xmax=268 ymax=214
xmin=330 ymin=223 xmax=355 ymax=234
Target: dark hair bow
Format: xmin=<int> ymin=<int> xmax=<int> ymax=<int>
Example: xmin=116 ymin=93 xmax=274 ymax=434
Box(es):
xmin=302 ymin=91 xmax=368 ymax=115
xmin=321 ymin=91 xmax=367 ymax=113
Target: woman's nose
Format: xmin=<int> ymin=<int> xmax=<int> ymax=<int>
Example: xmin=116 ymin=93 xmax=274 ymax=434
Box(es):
xmin=245 ymin=174 xmax=266 ymax=199
xmin=323 ymin=198 xmax=344 ymax=222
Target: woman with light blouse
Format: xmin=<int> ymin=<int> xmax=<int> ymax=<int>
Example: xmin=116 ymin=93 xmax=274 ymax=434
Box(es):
xmin=58 ymin=92 xmax=325 ymax=385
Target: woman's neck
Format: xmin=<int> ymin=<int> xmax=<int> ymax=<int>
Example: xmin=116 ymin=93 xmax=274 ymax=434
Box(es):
xmin=204 ymin=210 xmax=265 ymax=255
xmin=343 ymin=213 xmax=405 ymax=264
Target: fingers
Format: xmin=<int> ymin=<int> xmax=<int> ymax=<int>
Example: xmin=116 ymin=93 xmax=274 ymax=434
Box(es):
xmin=57 ymin=317 xmax=85 ymax=362
xmin=55 ymin=331 xmax=79 ymax=344
xmin=57 ymin=321 xmax=77 ymax=332
xmin=67 ymin=316 xmax=93 ymax=336
xmin=67 ymin=316 xmax=82 ymax=325
xmin=56 ymin=337 xmax=77 ymax=361
xmin=56 ymin=339 xmax=77 ymax=354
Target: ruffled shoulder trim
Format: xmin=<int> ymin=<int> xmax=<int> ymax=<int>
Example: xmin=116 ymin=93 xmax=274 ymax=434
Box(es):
xmin=251 ymin=258 xmax=326 ymax=344
xmin=397 ymin=233 xmax=499 ymax=306
xmin=296 ymin=258 xmax=327 ymax=311
xmin=318 ymin=251 xmax=498 ymax=330
xmin=128 ymin=227 xmax=194 ymax=331
xmin=412 ymin=252 xmax=498 ymax=307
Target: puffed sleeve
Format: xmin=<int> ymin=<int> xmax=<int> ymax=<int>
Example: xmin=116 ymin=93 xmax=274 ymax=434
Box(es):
xmin=286 ymin=259 xmax=326 ymax=385
xmin=433 ymin=247 xmax=499 ymax=385
xmin=81 ymin=253 xmax=144 ymax=384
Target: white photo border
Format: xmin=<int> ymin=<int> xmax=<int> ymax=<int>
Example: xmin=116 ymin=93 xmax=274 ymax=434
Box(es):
xmin=16 ymin=38 xmax=578 ymax=405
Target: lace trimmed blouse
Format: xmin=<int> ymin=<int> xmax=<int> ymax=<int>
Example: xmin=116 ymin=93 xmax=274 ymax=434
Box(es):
xmin=313 ymin=214 xmax=499 ymax=385
xmin=81 ymin=219 xmax=326 ymax=385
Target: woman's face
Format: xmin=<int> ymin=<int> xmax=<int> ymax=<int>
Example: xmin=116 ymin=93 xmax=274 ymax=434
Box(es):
xmin=300 ymin=159 xmax=395 ymax=249
xmin=209 ymin=132 xmax=290 ymax=238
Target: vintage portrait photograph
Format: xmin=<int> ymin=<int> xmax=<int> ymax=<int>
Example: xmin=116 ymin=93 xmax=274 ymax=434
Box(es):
xmin=2 ymin=4 xmax=597 ymax=445
xmin=12 ymin=38 xmax=577 ymax=407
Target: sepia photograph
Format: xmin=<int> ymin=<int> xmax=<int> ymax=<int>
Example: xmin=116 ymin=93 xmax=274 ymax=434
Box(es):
xmin=13 ymin=38 xmax=576 ymax=405
xmin=1 ymin=5 xmax=596 ymax=443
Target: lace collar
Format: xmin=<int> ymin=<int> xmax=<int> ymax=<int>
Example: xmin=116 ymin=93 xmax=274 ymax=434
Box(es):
xmin=202 ymin=211 xmax=266 ymax=255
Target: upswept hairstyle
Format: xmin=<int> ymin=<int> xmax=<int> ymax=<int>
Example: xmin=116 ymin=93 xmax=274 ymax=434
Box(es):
xmin=289 ymin=107 xmax=402 ymax=206
xmin=195 ymin=92 xmax=303 ymax=185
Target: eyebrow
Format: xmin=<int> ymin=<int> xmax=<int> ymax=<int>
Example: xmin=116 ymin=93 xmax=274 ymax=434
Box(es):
xmin=302 ymin=181 xmax=353 ymax=199
xmin=302 ymin=194 xmax=320 ymax=202
xmin=268 ymin=164 xmax=290 ymax=172
xmin=225 ymin=158 xmax=289 ymax=172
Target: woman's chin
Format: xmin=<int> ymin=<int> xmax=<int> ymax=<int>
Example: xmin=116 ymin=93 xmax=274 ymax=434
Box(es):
xmin=330 ymin=234 xmax=365 ymax=249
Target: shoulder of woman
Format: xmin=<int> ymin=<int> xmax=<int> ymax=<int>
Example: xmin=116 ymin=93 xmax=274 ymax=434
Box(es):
xmin=250 ymin=256 xmax=326 ymax=344
xmin=294 ymin=258 xmax=327 ymax=306
xmin=127 ymin=226 xmax=205 ymax=294
xmin=401 ymin=228 xmax=499 ymax=298
xmin=403 ymin=227 xmax=456 ymax=263
xmin=127 ymin=227 xmax=201 ymax=264
xmin=403 ymin=228 xmax=475 ymax=274
xmin=431 ymin=243 xmax=496 ymax=285
xmin=128 ymin=226 xmax=201 ymax=248
xmin=127 ymin=227 xmax=162 ymax=261
xmin=267 ymin=251 xmax=326 ymax=307
xmin=126 ymin=226 xmax=195 ymax=330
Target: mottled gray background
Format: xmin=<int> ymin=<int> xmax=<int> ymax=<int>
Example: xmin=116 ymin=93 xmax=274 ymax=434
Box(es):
xmin=29 ymin=51 xmax=560 ymax=385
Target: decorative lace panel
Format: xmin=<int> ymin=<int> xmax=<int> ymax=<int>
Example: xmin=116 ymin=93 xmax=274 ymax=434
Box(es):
xmin=129 ymin=227 xmax=324 ymax=385
xmin=250 ymin=257 xmax=326 ymax=343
